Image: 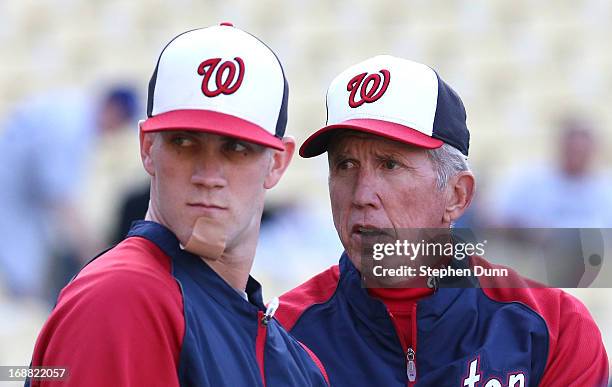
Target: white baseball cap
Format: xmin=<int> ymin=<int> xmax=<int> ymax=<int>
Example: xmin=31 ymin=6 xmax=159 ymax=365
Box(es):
xmin=141 ymin=23 xmax=288 ymax=150
xmin=300 ymin=55 xmax=470 ymax=157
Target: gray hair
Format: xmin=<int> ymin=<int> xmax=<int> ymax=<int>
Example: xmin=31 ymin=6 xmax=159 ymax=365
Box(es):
xmin=426 ymin=143 xmax=470 ymax=190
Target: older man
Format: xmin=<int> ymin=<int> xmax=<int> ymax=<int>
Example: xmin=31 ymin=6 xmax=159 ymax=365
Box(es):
xmin=27 ymin=24 xmax=328 ymax=387
xmin=276 ymin=56 xmax=608 ymax=386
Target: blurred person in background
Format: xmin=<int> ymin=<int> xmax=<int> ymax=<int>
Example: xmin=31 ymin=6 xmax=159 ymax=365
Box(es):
xmin=109 ymin=184 xmax=151 ymax=245
xmin=77 ymin=89 xmax=146 ymax=250
xmin=490 ymin=116 xmax=612 ymax=287
xmin=0 ymin=85 xmax=138 ymax=301
xmin=493 ymin=116 xmax=612 ymax=228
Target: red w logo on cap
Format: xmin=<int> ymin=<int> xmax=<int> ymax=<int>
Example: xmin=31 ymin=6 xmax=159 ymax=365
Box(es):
xmin=197 ymin=57 xmax=245 ymax=97
xmin=347 ymin=70 xmax=390 ymax=108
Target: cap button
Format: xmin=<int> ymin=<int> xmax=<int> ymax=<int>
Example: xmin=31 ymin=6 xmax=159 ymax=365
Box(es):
xmin=220 ymin=22 xmax=234 ymax=27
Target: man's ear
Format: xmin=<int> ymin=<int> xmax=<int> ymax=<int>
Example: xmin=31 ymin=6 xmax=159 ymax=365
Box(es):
xmin=139 ymin=121 xmax=156 ymax=177
xmin=264 ymin=137 xmax=296 ymax=189
xmin=442 ymin=171 xmax=475 ymax=224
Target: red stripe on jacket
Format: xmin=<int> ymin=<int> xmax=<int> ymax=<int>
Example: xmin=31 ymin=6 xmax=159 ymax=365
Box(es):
xmin=30 ymin=237 xmax=185 ymax=387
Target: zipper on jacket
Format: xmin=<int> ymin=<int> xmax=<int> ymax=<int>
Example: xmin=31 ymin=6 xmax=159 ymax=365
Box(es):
xmin=256 ymin=298 xmax=279 ymax=387
xmin=256 ymin=310 xmax=268 ymax=387
xmin=406 ymin=347 xmax=416 ymax=382
xmin=407 ymin=302 xmax=418 ymax=385
xmin=262 ymin=297 xmax=279 ymax=326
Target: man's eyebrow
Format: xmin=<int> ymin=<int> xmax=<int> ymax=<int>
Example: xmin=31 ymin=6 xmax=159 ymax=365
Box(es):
xmin=220 ymin=136 xmax=249 ymax=143
xmin=329 ymin=150 xmax=351 ymax=161
xmin=376 ymin=150 xmax=412 ymax=161
xmin=373 ymin=150 xmax=420 ymax=168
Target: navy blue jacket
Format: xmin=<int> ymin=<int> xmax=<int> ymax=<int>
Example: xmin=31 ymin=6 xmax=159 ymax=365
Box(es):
xmin=28 ymin=221 xmax=329 ymax=387
xmin=277 ymin=253 xmax=608 ymax=387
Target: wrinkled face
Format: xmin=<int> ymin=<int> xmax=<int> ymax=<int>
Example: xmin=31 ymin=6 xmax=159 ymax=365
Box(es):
xmin=141 ymin=131 xmax=273 ymax=250
xmin=328 ymin=132 xmax=448 ymax=267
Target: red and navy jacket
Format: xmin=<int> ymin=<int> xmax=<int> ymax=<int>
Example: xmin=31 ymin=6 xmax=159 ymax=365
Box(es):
xmin=28 ymin=221 xmax=329 ymax=387
xmin=276 ymin=253 xmax=609 ymax=387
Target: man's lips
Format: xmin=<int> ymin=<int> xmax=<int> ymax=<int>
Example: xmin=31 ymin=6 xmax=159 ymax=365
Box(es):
xmin=350 ymin=224 xmax=393 ymax=238
xmin=187 ymin=203 xmax=228 ymax=211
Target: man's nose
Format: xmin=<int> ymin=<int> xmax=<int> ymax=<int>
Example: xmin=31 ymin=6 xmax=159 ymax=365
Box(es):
xmin=352 ymin=169 xmax=381 ymax=209
xmin=191 ymin=155 xmax=227 ymax=189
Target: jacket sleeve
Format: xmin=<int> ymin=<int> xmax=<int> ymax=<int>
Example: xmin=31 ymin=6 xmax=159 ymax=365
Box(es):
xmin=28 ymin=269 xmax=184 ymax=387
xmin=538 ymin=291 xmax=609 ymax=387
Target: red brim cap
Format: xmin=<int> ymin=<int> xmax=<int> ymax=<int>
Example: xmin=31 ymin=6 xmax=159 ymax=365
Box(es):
xmin=141 ymin=109 xmax=285 ymax=151
xmin=299 ymin=118 xmax=444 ymax=158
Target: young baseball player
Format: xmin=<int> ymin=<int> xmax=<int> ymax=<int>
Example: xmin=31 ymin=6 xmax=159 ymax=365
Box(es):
xmin=27 ymin=24 xmax=328 ymax=387
xmin=275 ymin=55 xmax=609 ymax=386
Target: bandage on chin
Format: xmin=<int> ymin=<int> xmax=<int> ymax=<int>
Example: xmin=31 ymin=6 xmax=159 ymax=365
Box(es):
xmin=183 ymin=217 xmax=227 ymax=260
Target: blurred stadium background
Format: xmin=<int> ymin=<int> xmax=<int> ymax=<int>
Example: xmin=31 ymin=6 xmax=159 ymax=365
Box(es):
xmin=0 ymin=0 xmax=611 ymax=383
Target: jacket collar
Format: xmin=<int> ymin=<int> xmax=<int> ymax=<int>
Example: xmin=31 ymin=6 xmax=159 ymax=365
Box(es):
xmin=338 ymin=253 xmax=397 ymax=322
xmin=127 ymin=220 xmax=266 ymax=313
xmin=337 ymin=252 xmax=477 ymax=322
